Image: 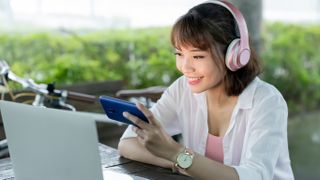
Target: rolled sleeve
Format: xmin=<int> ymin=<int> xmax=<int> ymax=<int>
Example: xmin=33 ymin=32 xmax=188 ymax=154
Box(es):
xmin=233 ymin=166 xmax=261 ymax=180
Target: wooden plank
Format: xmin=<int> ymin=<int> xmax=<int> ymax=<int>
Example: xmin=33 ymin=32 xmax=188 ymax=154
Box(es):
xmin=0 ymin=144 xmax=192 ymax=180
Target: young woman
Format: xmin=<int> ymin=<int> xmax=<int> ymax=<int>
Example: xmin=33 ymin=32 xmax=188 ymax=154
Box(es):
xmin=118 ymin=1 xmax=294 ymax=179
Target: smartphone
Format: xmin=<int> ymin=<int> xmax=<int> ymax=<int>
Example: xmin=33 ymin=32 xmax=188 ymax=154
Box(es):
xmin=99 ymin=95 xmax=149 ymax=126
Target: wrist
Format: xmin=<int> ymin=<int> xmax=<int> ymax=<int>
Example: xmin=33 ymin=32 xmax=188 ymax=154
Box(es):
xmin=168 ymin=144 xmax=184 ymax=162
xmin=173 ymin=147 xmax=195 ymax=170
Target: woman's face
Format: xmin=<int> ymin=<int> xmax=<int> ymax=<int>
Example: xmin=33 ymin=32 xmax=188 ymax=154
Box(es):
xmin=175 ymin=45 xmax=223 ymax=93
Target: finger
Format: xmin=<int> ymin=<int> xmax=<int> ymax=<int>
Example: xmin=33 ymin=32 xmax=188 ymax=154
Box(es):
xmin=135 ymin=102 xmax=160 ymax=126
xmin=132 ymin=126 xmax=145 ymax=139
xmin=123 ymin=111 xmax=148 ymax=129
xmin=132 ymin=126 xmax=146 ymax=144
xmin=136 ymin=135 xmax=145 ymax=145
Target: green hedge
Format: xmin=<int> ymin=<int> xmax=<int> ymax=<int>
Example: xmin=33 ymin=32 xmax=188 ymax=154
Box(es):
xmin=0 ymin=28 xmax=178 ymax=87
xmin=261 ymin=23 xmax=320 ymax=114
xmin=0 ymin=23 xmax=319 ymax=114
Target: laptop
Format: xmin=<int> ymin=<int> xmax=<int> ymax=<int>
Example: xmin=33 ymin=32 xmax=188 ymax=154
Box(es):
xmin=0 ymin=100 xmax=104 ymax=180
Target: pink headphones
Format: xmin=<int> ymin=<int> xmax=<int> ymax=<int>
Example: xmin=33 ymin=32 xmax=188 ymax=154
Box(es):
xmin=205 ymin=0 xmax=251 ymax=71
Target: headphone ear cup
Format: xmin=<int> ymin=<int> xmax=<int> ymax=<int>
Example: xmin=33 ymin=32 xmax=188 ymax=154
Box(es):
xmin=225 ymin=39 xmax=240 ymax=71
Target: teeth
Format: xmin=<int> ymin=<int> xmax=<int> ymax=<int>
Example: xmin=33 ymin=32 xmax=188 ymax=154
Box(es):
xmin=189 ymin=77 xmax=201 ymax=80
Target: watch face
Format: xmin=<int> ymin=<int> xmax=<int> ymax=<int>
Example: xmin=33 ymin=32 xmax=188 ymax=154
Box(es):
xmin=177 ymin=153 xmax=193 ymax=169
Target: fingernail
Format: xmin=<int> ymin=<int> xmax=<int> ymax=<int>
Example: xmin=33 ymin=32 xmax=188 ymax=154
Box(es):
xmin=123 ymin=112 xmax=128 ymax=117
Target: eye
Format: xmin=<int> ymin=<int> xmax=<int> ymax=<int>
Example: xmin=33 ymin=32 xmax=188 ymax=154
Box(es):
xmin=193 ymin=56 xmax=205 ymax=59
xmin=174 ymin=52 xmax=182 ymax=56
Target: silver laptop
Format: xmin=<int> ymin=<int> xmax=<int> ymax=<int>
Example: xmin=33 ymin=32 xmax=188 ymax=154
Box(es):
xmin=0 ymin=100 xmax=103 ymax=180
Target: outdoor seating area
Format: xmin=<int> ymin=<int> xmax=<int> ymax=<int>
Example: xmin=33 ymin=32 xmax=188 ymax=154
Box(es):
xmin=0 ymin=0 xmax=319 ymax=179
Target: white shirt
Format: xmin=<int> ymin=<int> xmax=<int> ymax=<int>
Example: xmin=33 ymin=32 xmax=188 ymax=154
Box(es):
xmin=121 ymin=76 xmax=294 ymax=180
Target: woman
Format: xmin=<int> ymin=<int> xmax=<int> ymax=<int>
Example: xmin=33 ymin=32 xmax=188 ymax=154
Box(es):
xmin=118 ymin=1 xmax=294 ymax=179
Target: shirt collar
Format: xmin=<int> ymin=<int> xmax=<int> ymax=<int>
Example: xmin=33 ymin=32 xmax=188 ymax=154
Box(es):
xmin=187 ymin=76 xmax=259 ymax=110
xmin=237 ymin=77 xmax=260 ymax=110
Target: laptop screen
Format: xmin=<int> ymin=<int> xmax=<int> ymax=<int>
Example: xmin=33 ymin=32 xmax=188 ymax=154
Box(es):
xmin=0 ymin=100 xmax=103 ymax=180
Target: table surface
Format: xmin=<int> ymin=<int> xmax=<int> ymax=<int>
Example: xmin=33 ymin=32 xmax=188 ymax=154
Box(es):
xmin=0 ymin=143 xmax=192 ymax=180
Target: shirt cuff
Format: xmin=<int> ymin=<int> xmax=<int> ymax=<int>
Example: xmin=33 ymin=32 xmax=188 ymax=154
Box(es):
xmin=120 ymin=125 xmax=137 ymax=140
xmin=232 ymin=165 xmax=261 ymax=180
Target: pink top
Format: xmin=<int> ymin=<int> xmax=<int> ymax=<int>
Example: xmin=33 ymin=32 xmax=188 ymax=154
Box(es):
xmin=205 ymin=134 xmax=224 ymax=163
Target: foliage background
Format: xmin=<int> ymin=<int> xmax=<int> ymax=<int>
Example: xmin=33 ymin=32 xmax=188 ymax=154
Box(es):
xmin=0 ymin=23 xmax=320 ymax=115
xmin=1 ymin=23 xmax=320 ymax=179
xmin=0 ymin=23 xmax=320 ymax=113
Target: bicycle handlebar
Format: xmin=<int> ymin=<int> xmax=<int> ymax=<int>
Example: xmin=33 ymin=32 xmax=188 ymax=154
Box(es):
xmin=63 ymin=91 xmax=96 ymax=103
xmin=0 ymin=60 xmax=97 ymax=107
xmin=7 ymin=72 xmax=49 ymax=95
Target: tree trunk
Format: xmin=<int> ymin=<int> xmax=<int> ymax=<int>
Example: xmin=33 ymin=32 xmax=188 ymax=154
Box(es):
xmin=229 ymin=0 xmax=262 ymax=54
xmin=0 ymin=0 xmax=13 ymax=27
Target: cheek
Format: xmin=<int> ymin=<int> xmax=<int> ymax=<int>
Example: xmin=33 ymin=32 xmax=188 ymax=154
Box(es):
xmin=176 ymin=60 xmax=182 ymax=72
xmin=207 ymin=67 xmax=223 ymax=82
xmin=202 ymin=63 xmax=221 ymax=79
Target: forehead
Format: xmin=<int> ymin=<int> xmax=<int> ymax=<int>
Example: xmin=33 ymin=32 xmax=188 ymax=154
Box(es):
xmin=172 ymin=31 xmax=209 ymax=51
xmin=175 ymin=46 xmax=207 ymax=52
xmin=171 ymin=17 xmax=211 ymax=51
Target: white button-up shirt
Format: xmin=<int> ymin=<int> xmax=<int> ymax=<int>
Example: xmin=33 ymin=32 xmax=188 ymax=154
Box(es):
xmin=121 ymin=76 xmax=294 ymax=180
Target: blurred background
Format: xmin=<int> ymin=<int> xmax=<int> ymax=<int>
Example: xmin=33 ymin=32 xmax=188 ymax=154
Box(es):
xmin=0 ymin=0 xmax=319 ymax=179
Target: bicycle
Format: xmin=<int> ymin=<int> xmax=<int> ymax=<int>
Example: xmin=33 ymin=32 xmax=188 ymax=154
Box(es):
xmin=0 ymin=60 xmax=97 ymax=110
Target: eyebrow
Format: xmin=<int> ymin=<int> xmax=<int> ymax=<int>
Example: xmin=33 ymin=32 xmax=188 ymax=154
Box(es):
xmin=190 ymin=49 xmax=204 ymax=52
xmin=175 ymin=48 xmax=205 ymax=52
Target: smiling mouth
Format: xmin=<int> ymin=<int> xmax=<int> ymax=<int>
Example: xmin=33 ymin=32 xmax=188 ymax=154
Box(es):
xmin=187 ymin=76 xmax=203 ymax=85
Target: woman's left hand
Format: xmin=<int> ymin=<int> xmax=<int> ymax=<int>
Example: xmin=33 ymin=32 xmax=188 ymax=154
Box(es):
xmin=123 ymin=102 xmax=183 ymax=162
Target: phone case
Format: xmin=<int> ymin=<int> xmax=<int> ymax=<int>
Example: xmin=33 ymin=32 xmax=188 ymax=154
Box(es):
xmin=99 ymin=96 xmax=149 ymax=126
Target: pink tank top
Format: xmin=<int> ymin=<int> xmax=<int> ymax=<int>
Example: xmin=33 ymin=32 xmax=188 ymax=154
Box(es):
xmin=205 ymin=134 xmax=224 ymax=163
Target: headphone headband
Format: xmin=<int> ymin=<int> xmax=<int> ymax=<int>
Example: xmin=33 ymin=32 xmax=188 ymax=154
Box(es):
xmin=204 ymin=0 xmax=251 ymax=70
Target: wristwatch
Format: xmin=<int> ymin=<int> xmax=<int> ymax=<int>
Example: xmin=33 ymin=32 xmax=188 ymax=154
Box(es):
xmin=175 ymin=148 xmax=194 ymax=170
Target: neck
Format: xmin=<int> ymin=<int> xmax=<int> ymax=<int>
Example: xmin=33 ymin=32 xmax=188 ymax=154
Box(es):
xmin=206 ymin=85 xmax=237 ymax=107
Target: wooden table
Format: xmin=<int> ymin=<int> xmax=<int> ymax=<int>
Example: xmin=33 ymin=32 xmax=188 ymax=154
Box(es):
xmin=0 ymin=144 xmax=192 ymax=180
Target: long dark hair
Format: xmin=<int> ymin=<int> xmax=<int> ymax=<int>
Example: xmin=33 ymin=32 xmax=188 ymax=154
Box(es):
xmin=171 ymin=2 xmax=262 ymax=96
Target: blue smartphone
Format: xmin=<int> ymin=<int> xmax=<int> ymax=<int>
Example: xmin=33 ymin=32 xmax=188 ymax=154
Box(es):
xmin=99 ymin=96 xmax=149 ymax=126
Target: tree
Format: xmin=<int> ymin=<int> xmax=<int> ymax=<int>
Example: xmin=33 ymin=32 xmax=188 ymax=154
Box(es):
xmin=0 ymin=0 xmax=13 ymax=27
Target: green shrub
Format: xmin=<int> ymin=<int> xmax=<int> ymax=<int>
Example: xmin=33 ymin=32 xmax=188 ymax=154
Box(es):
xmin=261 ymin=23 xmax=320 ymax=114
xmin=0 ymin=23 xmax=319 ymax=114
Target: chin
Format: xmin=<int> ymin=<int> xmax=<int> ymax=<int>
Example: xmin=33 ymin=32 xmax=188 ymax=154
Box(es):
xmin=189 ymin=86 xmax=206 ymax=94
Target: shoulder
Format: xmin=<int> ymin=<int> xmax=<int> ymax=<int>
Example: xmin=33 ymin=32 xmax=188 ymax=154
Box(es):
xmin=241 ymin=78 xmax=288 ymax=126
xmin=253 ymin=78 xmax=287 ymax=108
xmin=240 ymin=77 xmax=286 ymax=106
xmin=238 ymin=77 xmax=288 ymax=119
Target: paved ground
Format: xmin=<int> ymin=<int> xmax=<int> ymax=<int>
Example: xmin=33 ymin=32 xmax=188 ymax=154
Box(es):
xmin=288 ymin=111 xmax=320 ymax=180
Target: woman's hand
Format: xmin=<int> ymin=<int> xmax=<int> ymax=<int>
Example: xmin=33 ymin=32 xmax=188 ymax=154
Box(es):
xmin=123 ymin=102 xmax=183 ymax=162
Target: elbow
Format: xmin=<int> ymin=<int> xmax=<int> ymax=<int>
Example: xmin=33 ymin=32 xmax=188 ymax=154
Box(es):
xmin=233 ymin=165 xmax=270 ymax=180
xmin=117 ymin=139 xmax=126 ymax=157
xmin=117 ymin=138 xmax=135 ymax=159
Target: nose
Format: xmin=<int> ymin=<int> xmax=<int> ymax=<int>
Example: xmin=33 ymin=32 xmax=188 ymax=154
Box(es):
xmin=178 ymin=57 xmax=194 ymax=73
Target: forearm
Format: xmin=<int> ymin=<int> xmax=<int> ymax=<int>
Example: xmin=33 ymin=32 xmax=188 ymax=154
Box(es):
xmin=183 ymin=152 xmax=239 ymax=180
xmin=118 ymin=137 xmax=172 ymax=168
xmin=119 ymin=138 xmax=239 ymax=179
